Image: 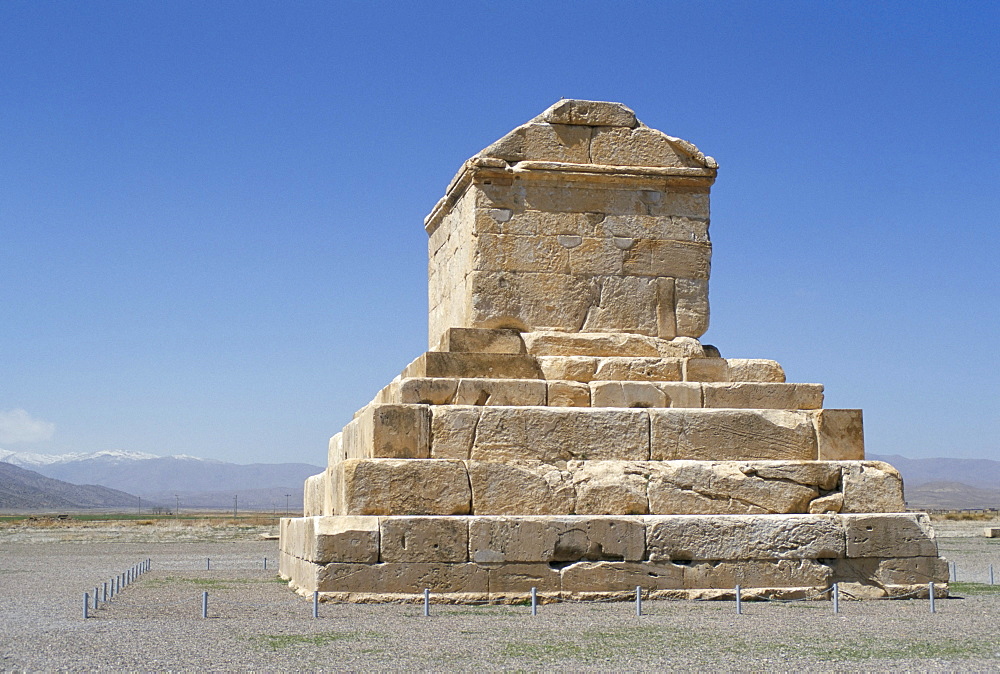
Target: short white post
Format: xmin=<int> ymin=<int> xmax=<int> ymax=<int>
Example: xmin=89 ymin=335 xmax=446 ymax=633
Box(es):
xmin=530 ymin=586 xmax=537 ymax=616
xmin=313 ymin=591 xmax=319 ymax=619
xmin=83 ymin=593 xmax=89 ymax=619
xmin=990 ymin=564 xmax=994 ymax=585
xmin=635 ymin=586 xmax=642 ymax=616
xmin=202 ymin=591 xmax=209 ymax=618
xmin=833 ymin=583 xmax=839 ymax=614
xmin=735 ymin=585 xmax=742 ymax=615
xmin=423 ymin=588 xmax=430 ymax=617
xmin=929 ymin=582 xmax=936 ymax=613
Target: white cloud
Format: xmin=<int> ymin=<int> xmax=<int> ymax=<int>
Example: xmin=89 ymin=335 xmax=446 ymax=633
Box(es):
xmin=0 ymin=409 xmax=56 ymax=444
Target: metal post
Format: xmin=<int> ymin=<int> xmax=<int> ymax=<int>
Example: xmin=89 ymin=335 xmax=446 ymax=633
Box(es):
xmin=207 ymin=558 xmax=211 ymax=570
xmin=951 ymin=561 xmax=957 ymax=582
xmin=636 ymin=586 xmax=642 ymax=616
xmin=94 ymin=587 xmax=100 ymax=609
xmin=202 ymin=591 xmax=209 ymax=618
xmin=990 ymin=564 xmax=994 ymax=585
xmin=530 ymin=586 xmax=537 ymax=616
xmin=929 ymin=582 xmax=936 ymax=613
xmin=735 ymin=584 xmax=742 ymax=615
xmin=264 ymin=558 xmax=267 ymax=571
xmin=103 ymin=582 xmax=108 ymax=602
xmin=83 ymin=593 xmax=89 ymax=619
xmin=423 ymin=588 xmax=430 ymax=617
xmin=833 ymin=583 xmax=839 ymax=614
xmin=313 ymin=591 xmax=319 ymax=618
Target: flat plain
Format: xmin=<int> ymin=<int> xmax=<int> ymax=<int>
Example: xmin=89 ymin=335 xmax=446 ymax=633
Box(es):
xmin=1 ymin=517 xmax=997 ymax=671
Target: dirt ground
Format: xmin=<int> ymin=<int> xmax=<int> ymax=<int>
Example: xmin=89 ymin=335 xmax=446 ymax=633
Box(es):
xmin=0 ymin=517 xmax=997 ymax=671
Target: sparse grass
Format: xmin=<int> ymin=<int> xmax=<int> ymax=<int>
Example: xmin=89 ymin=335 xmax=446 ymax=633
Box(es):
xmin=950 ymin=581 xmax=1000 ymax=596
xmin=931 ymin=511 xmax=1000 ymax=521
xmin=248 ymin=631 xmax=373 ymax=651
xmin=144 ymin=576 xmax=279 ymax=590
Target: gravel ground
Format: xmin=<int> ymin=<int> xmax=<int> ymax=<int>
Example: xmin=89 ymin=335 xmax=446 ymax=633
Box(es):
xmin=1 ymin=519 xmax=998 ymax=671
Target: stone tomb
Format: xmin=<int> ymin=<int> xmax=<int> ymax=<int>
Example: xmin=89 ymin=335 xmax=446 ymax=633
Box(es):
xmin=279 ymin=100 xmax=947 ymax=601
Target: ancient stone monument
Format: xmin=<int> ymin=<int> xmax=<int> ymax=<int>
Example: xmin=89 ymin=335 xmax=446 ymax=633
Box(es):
xmin=279 ymin=100 xmax=947 ymax=601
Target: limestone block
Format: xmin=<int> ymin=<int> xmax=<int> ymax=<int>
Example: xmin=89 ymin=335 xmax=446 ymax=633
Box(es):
xmin=453 ymin=378 xmax=546 ymax=406
xmin=645 ymin=515 xmax=845 ymax=561
xmin=571 ymin=461 xmax=649 ymax=515
xmin=561 ymin=561 xmax=684 ymax=592
xmin=524 ymin=330 xmax=656 ymax=357
xmin=808 ymin=493 xmax=844 ymax=514
xmin=600 ymin=214 xmax=710 ymax=243
xmin=343 ymin=404 xmax=430 ymax=460
xmin=843 ymin=514 xmax=938 ymax=558
xmin=580 ymin=276 xmax=659 ymax=336
xmin=622 ymin=239 xmax=711 ymax=279
xmin=279 ymin=516 xmax=310 ymax=560
xmin=318 ymin=562 xmax=488 ymax=595
xmin=303 ymin=473 xmax=325 ymax=517
xmin=438 ymin=327 xmax=525 ymax=354
xmin=469 ymin=516 xmax=646 ymax=564
xmin=647 ymin=462 xmax=819 ymax=515
xmin=727 ymin=359 xmax=785 ymax=383
xmin=682 ymin=559 xmax=832 ymax=589
xmin=841 ymin=461 xmax=904 ymax=513
xmin=683 ymin=358 xmax=729 ymax=382
xmin=307 ymin=516 xmax=380 ymax=564
xmin=675 ymin=278 xmax=709 ymax=337
xmin=467 ymin=461 xmax=575 ymax=515
xmin=403 ymin=351 xmax=544 ymax=380
xmin=539 ymin=99 xmax=637 ymax=128
xmin=486 ymin=564 xmax=561 ymax=594
xmin=537 ymin=356 xmax=598 ymax=382
xmin=594 ymin=357 xmax=683 ymax=382
xmin=656 ymin=382 xmax=703 ymax=407
xmin=472 ymin=180 xmax=525 ymax=210
xmin=379 ymin=517 xmax=469 ymax=563
xmin=322 ymin=466 xmax=336 ymax=516
xmin=429 ymin=406 xmax=479 ymax=460
xmin=468 ymin=270 xmax=595 ymax=334
xmin=524 ymin=123 xmax=592 ymax=163
xmin=474 ymin=234 xmax=569 ymax=274
xmin=656 ymin=277 xmax=677 ymax=339
xmin=522 ymin=184 xmax=650 ymax=215
xmin=877 ymin=557 xmax=949 ymax=585
xmin=591 ymin=381 xmax=666 ymax=408
xmin=815 ymin=409 xmax=865 ymax=461
xmin=285 ymin=554 xmax=321 ymax=592
xmin=591 ymin=126 xmax=705 ymax=168
xmin=476 ymin=209 xmax=603 ymax=237
xmin=339 ymin=459 xmax=471 ymax=516
xmin=567 ymin=237 xmax=625 ymax=275
xmin=650 ymin=409 xmax=818 ymax=461
xmin=547 ymin=381 xmax=591 ymax=407
xmin=750 ymin=462 xmax=841 ymax=490
xmin=398 ymin=378 xmax=458 ymax=405
xmin=327 ymin=432 xmax=345 ymax=467
xmin=647 ymin=191 xmax=711 ymax=219
xmin=702 ymin=383 xmax=824 ymax=410
xmin=471 ymin=407 xmax=650 ymax=463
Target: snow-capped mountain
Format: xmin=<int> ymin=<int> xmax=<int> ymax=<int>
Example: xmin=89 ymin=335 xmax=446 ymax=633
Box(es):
xmin=0 ymin=449 xmax=201 ymax=466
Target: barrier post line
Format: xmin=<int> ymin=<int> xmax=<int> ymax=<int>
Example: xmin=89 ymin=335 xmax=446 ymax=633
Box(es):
xmin=735 ymin=585 xmax=742 ymax=615
xmin=202 ymin=591 xmax=209 ymax=619
xmin=423 ymin=588 xmax=430 ymax=617
xmin=83 ymin=593 xmax=89 ymax=620
xmin=929 ymin=582 xmax=936 ymax=613
xmin=313 ymin=591 xmax=319 ymax=619
xmin=530 ymin=587 xmax=537 ymax=616
xmin=833 ymin=583 xmax=839 ymax=614
xmin=635 ymin=586 xmax=642 ymax=617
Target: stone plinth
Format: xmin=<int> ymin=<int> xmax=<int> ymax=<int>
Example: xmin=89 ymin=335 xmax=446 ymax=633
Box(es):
xmin=279 ymin=100 xmax=946 ymax=601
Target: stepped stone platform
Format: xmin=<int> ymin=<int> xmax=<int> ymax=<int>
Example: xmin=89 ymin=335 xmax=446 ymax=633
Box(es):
xmin=279 ymin=100 xmax=947 ymax=601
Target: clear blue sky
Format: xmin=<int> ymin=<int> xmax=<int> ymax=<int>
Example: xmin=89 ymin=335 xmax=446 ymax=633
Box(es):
xmin=1 ymin=1 xmax=997 ymax=465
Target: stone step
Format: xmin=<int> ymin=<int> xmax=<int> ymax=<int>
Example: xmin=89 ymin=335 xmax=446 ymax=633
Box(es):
xmin=400 ymin=352 xmax=784 ymax=383
xmin=376 ymin=377 xmax=822 ymax=410
xmin=332 ymin=404 xmax=863 ymax=465
xmin=279 ymin=513 xmax=946 ymax=600
xmin=306 ymin=459 xmax=899 ymax=519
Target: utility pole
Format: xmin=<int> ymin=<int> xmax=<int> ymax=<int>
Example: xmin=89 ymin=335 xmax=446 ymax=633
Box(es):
xmin=285 ymin=493 xmax=290 ymax=517
xmin=233 ymin=495 xmax=238 ymax=520
xmin=175 ymin=495 xmax=179 ymax=518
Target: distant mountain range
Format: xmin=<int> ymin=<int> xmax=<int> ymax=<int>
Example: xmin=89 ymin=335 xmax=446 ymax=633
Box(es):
xmin=0 ymin=449 xmax=323 ymax=511
xmin=0 ymin=461 xmax=139 ymax=509
xmin=0 ymin=449 xmax=997 ymax=512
